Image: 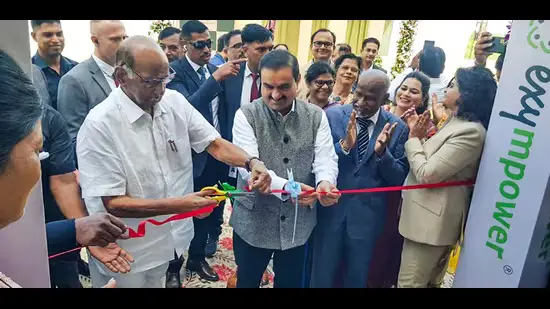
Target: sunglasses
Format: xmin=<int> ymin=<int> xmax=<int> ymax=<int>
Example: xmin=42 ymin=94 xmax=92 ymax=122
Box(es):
xmin=190 ymin=39 xmax=212 ymax=50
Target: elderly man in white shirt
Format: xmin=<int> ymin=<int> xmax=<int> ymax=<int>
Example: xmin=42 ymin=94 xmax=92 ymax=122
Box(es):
xmin=77 ymin=35 xmax=272 ymax=288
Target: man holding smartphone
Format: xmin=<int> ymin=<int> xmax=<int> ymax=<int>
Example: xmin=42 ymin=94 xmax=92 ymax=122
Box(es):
xmin=474 ymin=31 xmax=506 ymax=81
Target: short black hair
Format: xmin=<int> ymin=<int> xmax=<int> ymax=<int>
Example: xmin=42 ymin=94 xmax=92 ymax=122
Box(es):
xmin=334 ymin=53 xmax=362 ymax=71
xmin=305 ymin=61 xmax=335 ymax=84
xmin=362 ymin=37 xmax=380 ymax=50
xmin=259 ymin=49 xmax=300 ymax=82
xmin=455 ymin=66 xmax=498 ymax=129
xmin=336 ymin=43 xmax=352 ymax=54
xmin=310 ymin=29 xmax=336 ymax=45
xmin=274 ymin=44 xmax=289 ymax=50
xmin=216 ymin=34 xmax=226 ymax=52
xmin=181 ymin=20 xmax=208 ymax=41
xmin=158 ymin=27 xmax=181 ymax=41
xmin=224 ymin=30 xmax=242 ymax=47
xmin=0 ymin=50 xmax=44 ymax=173
xmin=30 ymin=20 xmax=61 ymax=30
xmin=241 ymin=24 xmax=273 ymax=45
xmin=394 ymin=71 xmax=431 ymax=114
xmin=419 ymin=46 xmax=446 ymax=78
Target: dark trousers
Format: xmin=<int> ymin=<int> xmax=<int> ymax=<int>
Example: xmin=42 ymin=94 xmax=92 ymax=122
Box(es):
xmin=233 ymin=231 xmax=309 ymax=288
xmin=310 ymin=220 xmax=379 ymax=288
xmin=49 ymin=256 xmax=82 ymax=288
xmin=187 ymin=155 xmax=228 ymax=262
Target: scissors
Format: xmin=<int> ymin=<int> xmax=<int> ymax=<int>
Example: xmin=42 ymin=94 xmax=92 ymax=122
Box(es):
xmin=200 ymin=184 xmax=255 ymax=205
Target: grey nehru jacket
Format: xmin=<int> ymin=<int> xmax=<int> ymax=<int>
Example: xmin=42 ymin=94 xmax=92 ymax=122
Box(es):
xmin=230 ymin=98 xmax=323 ymax=250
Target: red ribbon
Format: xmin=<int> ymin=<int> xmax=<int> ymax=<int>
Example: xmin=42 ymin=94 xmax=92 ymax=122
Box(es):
xmin=48 ymin=204 xmax=216 ymax=259
xmin=247 ymin=179 xmax=475 ymax=195
xmin=48 ymin=180 xmax=474 ymax=259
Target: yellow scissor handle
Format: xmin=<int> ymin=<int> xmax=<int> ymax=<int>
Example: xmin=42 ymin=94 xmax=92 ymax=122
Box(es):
xmin=201 ymin=186 xmax=227 ymax=205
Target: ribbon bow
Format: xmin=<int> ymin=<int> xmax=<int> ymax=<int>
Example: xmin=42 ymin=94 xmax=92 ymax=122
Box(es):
xmin=286 ymin=169 xmax=302 ymax=243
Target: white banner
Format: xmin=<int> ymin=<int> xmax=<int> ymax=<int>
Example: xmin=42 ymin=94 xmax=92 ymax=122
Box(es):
xmin=453 ymin=20 xmax=550 ymax=288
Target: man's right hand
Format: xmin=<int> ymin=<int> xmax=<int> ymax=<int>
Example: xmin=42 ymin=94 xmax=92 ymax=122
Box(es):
xmin=176 ymin=190 xmax=218 ymax=212
xmin=343 ymin=110 xmax=357 ymax=151
xmin=75 ymin=213 xmax=128 ymax=247
xmin=475 ymin=31 xmax=493 ymax=67
xmin=212 ymin=58 xmax=247 ymax=81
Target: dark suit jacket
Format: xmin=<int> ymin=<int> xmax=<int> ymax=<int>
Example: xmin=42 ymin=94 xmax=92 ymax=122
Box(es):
xmin=167 ymin=57 xmax=227 ymax=178
xmin=57 ymin=57 xmax=111 ymax=143
xmin=46 ymin=219 xmax=78 ymax=256
xmin=320 ymin=105 xmax=409 ymax=239
xmin=222 ymin=62 xmax=247 ymax=142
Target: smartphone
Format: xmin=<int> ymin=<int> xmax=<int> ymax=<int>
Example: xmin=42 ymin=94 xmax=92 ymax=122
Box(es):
xmin=423 ymin=40 xmax=435 ymax=50
xmin=487 ymin=36 xmax=506 ymax=54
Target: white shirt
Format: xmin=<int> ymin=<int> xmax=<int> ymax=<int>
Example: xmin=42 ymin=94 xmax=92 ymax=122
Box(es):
xmin=92 ymin=53 xmax=116 ymax=90
xmin=77 ymin=87 xmax=220 ymax=273
xmin=186 ymin=53 xmax=220 ymax=132
xmin=357 ymin=108 xmax=380 ymax=139
xmin=232 ymin=101 xmax=338 ymax=197
xmin=240 ymin=62 xmax=261 ymax=107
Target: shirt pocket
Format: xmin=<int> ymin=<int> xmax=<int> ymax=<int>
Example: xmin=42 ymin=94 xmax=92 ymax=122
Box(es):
xmin=165 ymin=137 xmax=190 ymax=173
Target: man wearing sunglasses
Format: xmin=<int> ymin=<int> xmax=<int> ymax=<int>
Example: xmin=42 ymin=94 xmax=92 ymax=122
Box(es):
xmin=166 ymin=20 xmax=247 ymax=285
xmin=297 ymin=28 xmax=336 ymax=101
xmin=77 ymin=35 xmax=272 ymax=288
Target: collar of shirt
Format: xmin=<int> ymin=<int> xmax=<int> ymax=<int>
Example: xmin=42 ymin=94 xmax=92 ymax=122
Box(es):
xmin=356 ymin=106 xmax=380 ymax=125
xmin=32 ymin=52 xmax=75 ymax=73
xmin=186 ymin=53 xmax=206 ymax=74
xmin=115 ymin=87 xmax=167 ymax=124
xmin=245 ymin=62 xmax=254 ymax=78
xmin=92 ymin=53 xmax=115 ymax=78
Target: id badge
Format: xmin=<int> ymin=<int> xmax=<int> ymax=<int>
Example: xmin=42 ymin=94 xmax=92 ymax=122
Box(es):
xmin=228 ymin=166 xmax=237 ymax=178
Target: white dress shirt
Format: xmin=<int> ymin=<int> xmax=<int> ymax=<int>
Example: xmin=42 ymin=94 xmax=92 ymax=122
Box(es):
xmin=92 ymin=53 xmax=116 ymax=90
xmin=186 ymin=53 xmax=220 ymax=132
xmin=232 ymin=101 xmax=338 ymax=197
xmin=240 ymin=62 xmax=261 ymax=107
xmin=340 ymin=108 xmax=380 ymax=157
xmin=77 ymin=87 xmax=220 ymax=273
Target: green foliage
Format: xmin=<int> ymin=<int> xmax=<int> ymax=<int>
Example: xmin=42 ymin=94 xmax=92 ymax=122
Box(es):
xmin=373 ymin=55 xmax=383 ymax=68
xmin=149 ymin=20 xmax=173 ymax=37
xmin=390 ymin=20 xmax=419 ymax=79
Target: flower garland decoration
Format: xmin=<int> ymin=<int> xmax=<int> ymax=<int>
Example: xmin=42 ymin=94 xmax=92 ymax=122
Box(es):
xmin=390 ymin=20 xmax=419 ymax=79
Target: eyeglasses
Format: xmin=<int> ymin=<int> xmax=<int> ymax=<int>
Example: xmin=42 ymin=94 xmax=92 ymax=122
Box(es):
xmin=229 ymin=42 xmax=243 ymax=49
xmin=124 ymin=65 xmax=176 ymax=88
xmin=313 ymin=79 xmax=335 ymax=88
xmin=190 ymin=39 xmax=212 ymax=50
xmin=313 ymin=41 xmax=334 ymax=48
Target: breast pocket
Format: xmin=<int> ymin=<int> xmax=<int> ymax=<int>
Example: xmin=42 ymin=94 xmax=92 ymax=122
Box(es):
xmin=165 ymin=137 xmax=191 ymax=173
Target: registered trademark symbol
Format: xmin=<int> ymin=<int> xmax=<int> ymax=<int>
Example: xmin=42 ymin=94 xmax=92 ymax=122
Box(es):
xmin=503 ymin=265 xmax=513 ymax=275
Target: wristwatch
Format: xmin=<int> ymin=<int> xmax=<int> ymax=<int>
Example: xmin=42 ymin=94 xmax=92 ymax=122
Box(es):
xmin=245 ymin=156 xmax=261 ymax=172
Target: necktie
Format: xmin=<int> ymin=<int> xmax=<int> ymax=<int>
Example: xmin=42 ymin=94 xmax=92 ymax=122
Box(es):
xmin=356 ymin=117 xmax=372 ymax=163
xmin=250 ymin=73 xmax=260 ymax=102
xmin=198 ymin=67 xmax=219 ymax=131
xmin=197 ymin=67 xmax=206 ymax=85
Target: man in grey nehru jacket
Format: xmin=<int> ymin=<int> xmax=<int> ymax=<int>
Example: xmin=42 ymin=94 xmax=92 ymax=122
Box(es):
xmin=231 ymin=49 xmax=341 ymax=288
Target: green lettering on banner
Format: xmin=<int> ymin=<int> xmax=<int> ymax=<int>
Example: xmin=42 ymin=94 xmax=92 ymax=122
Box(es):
xmin=486 ymin=128 xmax=534 ymax=259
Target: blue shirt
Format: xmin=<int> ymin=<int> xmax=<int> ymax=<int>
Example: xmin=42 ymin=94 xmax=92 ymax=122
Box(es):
xmin=209 ymin=53 xmax=226 ymax=67
xmin=32 ymin=52 xmax=78 ymax=110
